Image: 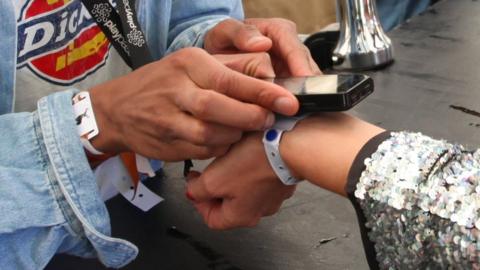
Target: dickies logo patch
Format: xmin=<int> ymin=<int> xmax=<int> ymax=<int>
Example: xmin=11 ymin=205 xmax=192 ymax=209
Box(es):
xmin=17 ymin=0 xmax=110 ymax=85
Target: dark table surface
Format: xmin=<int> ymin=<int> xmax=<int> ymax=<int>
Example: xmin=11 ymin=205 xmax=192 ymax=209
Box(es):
xmin=47 ymin=0 xmax=480 ymax=269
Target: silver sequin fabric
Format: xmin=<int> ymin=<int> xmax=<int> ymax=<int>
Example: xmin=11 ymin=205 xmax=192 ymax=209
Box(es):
xmin=355 ymin=132 xmax=480 ymax=269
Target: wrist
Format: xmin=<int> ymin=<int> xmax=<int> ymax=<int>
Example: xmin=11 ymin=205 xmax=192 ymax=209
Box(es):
xmin=278 ymin=120 xmax=306 ymax=180
xmin=263 ymin=115 xmax=309 ymax=185
xmin=280 ymin=113 xmax=385 ymax=196
xmin=88 ymin=86 xmax=125 ymax=154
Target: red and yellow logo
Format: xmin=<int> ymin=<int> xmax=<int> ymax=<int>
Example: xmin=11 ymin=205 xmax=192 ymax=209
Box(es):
xmin=17 ymin=0 xmax=110 ymax=85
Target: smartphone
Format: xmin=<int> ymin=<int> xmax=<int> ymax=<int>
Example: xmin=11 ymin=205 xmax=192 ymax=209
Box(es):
xmin=272 ymin=74 xmax=374 ymax=113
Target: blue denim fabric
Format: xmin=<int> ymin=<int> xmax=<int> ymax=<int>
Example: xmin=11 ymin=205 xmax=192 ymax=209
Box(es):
xmin=377 ymin=0 xmax=431 ymax=31
xmin=0 ymin=0 xmax=242 ymax=268
xmin=0 ymin=0 xmax=16 ymax=115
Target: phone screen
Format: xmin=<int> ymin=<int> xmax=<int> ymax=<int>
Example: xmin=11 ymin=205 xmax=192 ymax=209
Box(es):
xmin=273 ymin=74 xmax=366 ymax=95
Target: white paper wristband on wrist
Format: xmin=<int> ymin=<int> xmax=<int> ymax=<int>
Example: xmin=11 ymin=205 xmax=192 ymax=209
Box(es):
xmin=262 ymin=114 xmax=308 ymax=185
xmin=80 ymin=138 xmax=104 ymax=155
xmin=72 ymin=91 xmax=103 ymax=155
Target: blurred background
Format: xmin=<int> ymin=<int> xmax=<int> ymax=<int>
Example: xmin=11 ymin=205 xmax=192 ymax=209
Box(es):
xmin=242 ymin=0 xmax=337 ymax=33
xmin=242 ymin=0 xmax=440 ymax=33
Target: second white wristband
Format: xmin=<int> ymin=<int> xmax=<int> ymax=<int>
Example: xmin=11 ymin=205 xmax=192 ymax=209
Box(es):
xmin=262 ymin=114 xmax=308 ymax=185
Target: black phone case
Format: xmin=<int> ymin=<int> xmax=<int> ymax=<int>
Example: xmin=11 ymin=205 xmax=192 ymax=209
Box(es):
xmin=296 ymin=77 xmax=374 ymax=114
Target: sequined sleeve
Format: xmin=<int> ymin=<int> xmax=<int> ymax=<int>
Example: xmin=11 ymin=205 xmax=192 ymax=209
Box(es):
xmin=346 ymin=131 xmax=480 ymax=269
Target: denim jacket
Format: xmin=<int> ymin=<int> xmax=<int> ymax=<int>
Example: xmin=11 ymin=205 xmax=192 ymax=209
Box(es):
xmin=0 ymin=0 xmax=242 ymax=268
xmin=377 ymin=0 xmax=431 ymax=31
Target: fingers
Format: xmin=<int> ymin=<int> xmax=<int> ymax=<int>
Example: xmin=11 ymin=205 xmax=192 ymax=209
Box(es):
xmin=308 ymin=54 xmax=322 ymax=75
xmin=186 ymin=171 xmax=219 ymax=202
xmin=177 ymin=89 xmax=275 ymax=131
xmin=183 ymin=49 xmax=298 ymax=116
xmin=165 ymin=111 xmax=243 ymax=145
xmin=184 ymin=132 xmax=297 ymax=230
xmin=280 ymin=42 xmax=322 ymax=76
xmin=245 ymin=18 xmax=321 ymax=76
xmin=194 ymin=200 xmax=262 ymax=230
xmin=185 ymin=149 xmax=262 ymax=229
xmin=175 ymin=144 xmax=229 ymax=160
xmin=137 ymin=138 xmax=230 ymax=161
xmin=204 ymin=19 xmax=272 ymax=54
xmin=210 ymin=72 xmax=298 ymax=116
xmin=186 ymin=173 xmax=261 ymax=230
xmin=184 ymin=143 xmax=230 ymax=160
xmin=214 ymin=53 xmax=275 ymax=78
xmin=187 ymin=183 xmax=293 ymax=230
xmin=205 ymin=18 xmax=321 ymax=77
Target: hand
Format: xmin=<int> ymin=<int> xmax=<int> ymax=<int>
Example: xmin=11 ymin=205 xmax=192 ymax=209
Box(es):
xmin=88 ymin=48 xmax=299 ymax=161
xmin=186 ymin=132 xmax=296 ymax=230
xmin=212 ymin=52 xmax=275 ymax=78
xmin=186 ymin=113 xmax=384 ymax=230
xmin=204 ymin=18 xmax=321 ymax=77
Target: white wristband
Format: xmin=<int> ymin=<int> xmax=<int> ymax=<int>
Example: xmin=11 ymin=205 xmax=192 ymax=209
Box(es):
xmin=80 ymin=138 xmax=104 ymax=155
xmin=73 ymin=91 xmax=102 ymax=155
xmin=262 ymin=114 xmax=308 ymax=185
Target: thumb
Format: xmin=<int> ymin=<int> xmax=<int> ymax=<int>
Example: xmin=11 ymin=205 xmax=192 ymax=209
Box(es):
xmin=191 ymin=200 xmax=230 ymax=230
xmin=186 ymin=171 xmax=217 ymax=202
xmin=193 ymin=199 xmax=260 ymax=230
xmin=186 ymin=171 xmax=237 ymax=230
xmin=205 ymin=19 xmax=272 ymax=53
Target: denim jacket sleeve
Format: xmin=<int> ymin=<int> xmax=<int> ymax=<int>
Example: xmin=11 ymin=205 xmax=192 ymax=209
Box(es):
xmin=0 ymin=1 xmax=245 ymax=268
xmin=166 ymin=0 xmax=244 ymax=53
xmin=0 ymin=90 xmax=138 ymax=269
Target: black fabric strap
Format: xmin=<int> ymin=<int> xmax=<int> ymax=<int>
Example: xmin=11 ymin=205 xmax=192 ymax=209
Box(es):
xmin=81 ymin=0 xmax=153 ymax=69
xmin=114 ymin=0 xmax=153 ymax=69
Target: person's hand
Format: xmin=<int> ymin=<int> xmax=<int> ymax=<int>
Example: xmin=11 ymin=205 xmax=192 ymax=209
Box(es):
xmin=185 ymin=113 xmax=384 ymax=230
xmin=186 ymin=132 xmax=295 ymax=230
xmin=88 ymin=48 xmax=299 ymax=161
xmin=204 ymin=18 xmax=321 ymax=77
xmin=213 ymin=52 xmax=274 ymax=78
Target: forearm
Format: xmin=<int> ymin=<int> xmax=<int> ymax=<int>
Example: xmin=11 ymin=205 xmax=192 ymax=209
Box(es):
xmin=279 ymin=113 xmax=480 ymax=268
xmin=0 ymin=90 xmax=137 ymax=268
xmin=280 ymin=113 xmax=385 ymax=196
